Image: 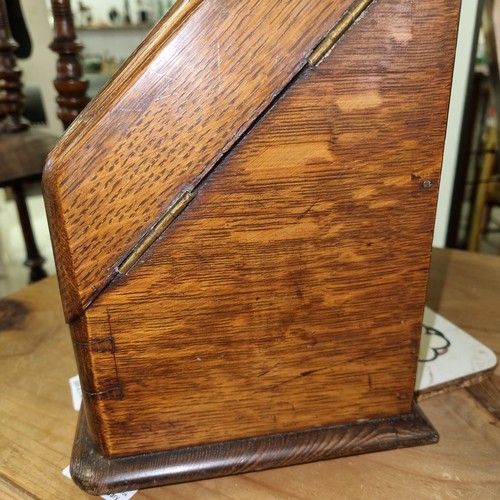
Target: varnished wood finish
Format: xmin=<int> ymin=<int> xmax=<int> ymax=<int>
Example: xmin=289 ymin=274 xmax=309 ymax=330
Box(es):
xmin=42 ymin=0 xmax=462 ymax=492
xmin=308 ymin=0 xmax=374 ymax=66
xmin=0 ymin=0 xmax=28 ymax=132
xmin=1 ymin=249 xmax=499 ymax=499
xmin=62 ymin=0 xmax=461 ymax=460
xmin=49 ymin=0 xmax=90 ymax=129
xmin=71 ymin=405 xmax=437 ymax=495
xmin=43 ymin=0 xmax=359 ymax=322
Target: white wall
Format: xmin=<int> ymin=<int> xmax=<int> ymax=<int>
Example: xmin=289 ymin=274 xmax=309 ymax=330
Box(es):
xmin=78 ymin=27 xmax=150 ymax=64
xmin=69 ymin=0 xmax=173 ymax=27
xmin=433 ymin=0 xmax=482 ymax=247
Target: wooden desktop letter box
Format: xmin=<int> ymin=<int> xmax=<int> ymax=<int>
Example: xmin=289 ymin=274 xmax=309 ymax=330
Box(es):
xmin=43 ymin=0 xmax=461 ymax=494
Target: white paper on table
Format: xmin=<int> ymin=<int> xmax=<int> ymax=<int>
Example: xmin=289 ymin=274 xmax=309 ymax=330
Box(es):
xmin=415 ymin=307 xmax=497 ymax=392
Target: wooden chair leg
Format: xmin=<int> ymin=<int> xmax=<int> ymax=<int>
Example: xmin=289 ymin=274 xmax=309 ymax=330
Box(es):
xmin=11 ymin=184 xmax=47 ymax=282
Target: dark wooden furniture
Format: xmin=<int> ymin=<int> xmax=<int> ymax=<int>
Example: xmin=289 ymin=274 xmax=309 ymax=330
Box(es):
xmin=42 ymin=0 xmax=462 ymax=494
xmin=0 ymin=0 xmax=88 ymax=282
xmin=1 ymin=248 xmax=499 ymax=498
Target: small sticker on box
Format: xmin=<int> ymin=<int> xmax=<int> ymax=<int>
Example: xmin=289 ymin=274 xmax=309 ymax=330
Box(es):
xmin=68 ymin=375 xmax=82 ymax=411
xmin=62 ymin=467 xmax=138 ymax=499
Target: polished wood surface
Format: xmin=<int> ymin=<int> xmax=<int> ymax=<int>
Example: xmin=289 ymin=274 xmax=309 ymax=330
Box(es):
xmin=0 ymin=248 xmax=499 ymax=498
xmin=41 ymin=0 xmax=462 ymax=489
xmin=70 ymin=0 xmax=460 ymax=462
xmin=70 ymin=406 xmax=437 ymax=495
xmin=43 ymin=0 xmax=361 ymax=322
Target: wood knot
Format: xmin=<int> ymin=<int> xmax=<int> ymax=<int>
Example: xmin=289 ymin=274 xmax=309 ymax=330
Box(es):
xmin=0 ymin=299 xmax=28 ymax=331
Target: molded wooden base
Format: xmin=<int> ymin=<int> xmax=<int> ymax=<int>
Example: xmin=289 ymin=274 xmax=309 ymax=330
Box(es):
xmin=70 ymin=405 xmax=438 ymax=495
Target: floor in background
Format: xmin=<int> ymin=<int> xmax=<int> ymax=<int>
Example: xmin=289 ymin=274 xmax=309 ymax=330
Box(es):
xmin=0 ymin=187 xmax=55 ymax=297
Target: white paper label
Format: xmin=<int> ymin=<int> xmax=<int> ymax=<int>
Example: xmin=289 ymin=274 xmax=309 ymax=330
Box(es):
xmin=68 ymin=375 xmax=82 ymax=411
xmin=416 ymin=307 xmax=497 ymax=391
xmin=62 ymin=467 xmax=138 ymax=499
xmin=101 ymin=491 xmax=138 ymax=500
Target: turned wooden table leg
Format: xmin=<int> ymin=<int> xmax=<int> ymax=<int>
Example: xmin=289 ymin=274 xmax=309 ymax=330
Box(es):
xmin=0 ymin=0 xmax=29 ymax=132
xmin=11 ymin=184 xmax=47 ymax=283
xmin=49 ymin=0 xmax=89 ymax=130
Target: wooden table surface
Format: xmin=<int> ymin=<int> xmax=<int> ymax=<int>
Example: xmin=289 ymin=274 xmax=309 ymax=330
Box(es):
xmin=0 ymin=248 xmax=499 ymax=499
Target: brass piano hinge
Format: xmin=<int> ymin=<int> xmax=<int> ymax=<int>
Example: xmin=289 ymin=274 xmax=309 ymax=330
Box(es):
xmin=118 ymin=190 xmax=194 ymax=275
xmin=308 ymin=0 xmax=374 ymax=66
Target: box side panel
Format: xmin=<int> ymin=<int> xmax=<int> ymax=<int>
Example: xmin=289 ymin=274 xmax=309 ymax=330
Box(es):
xmin=79 ymin=0 xmax=460 ymax=457
xmin=43 ymin=0 xmax=355 ymax=322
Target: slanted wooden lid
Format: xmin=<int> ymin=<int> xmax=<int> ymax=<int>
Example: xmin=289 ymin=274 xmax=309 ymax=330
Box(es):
xmin=43 ymin=0 xmax=359 ymax=322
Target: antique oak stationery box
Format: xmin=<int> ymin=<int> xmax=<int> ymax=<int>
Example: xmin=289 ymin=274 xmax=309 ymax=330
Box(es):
xmin=42 ymin=0 xmax=461 ymax=494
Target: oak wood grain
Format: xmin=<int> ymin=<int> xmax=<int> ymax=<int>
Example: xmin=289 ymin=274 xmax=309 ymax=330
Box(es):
xmin=70 ymin=0 xmax=460 ymax=459
xmin=1 ymin=249 xmax=499 ymax=499
xmin=42 ymin=0 xmax=358 ymax=322
xmin=70 ymin=405 xmax=438 ymax=495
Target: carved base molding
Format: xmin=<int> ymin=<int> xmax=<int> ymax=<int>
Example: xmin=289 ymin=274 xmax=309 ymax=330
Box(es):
xmin=71 ymin=405 xmax=438 ymax=495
